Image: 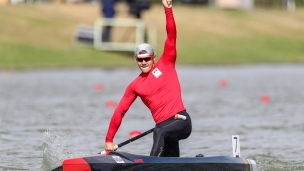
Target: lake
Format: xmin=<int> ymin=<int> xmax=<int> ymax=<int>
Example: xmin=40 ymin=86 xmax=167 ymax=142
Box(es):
xmin=0 ymin=65 xmax=303 ymax=171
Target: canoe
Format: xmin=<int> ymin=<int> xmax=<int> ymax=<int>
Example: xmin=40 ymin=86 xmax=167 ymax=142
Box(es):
xmin=52 ymin=151 xmax=257 ymax=171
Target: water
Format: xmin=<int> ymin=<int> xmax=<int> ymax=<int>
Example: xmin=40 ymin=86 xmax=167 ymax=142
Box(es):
xmin=0 ymin=65 xmax=303 ymax=171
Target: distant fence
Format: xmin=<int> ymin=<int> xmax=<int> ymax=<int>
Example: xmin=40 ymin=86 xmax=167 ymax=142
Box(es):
xmin=74 ymin=18 xmax=156 ymax=52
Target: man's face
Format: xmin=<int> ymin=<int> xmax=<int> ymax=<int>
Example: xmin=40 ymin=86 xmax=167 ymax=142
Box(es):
xmin=136 ymin=56 xmax=155 ymax=73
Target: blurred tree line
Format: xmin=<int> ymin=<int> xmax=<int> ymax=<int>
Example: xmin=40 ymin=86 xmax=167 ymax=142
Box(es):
xmin=147 ymin=0 xmax=304 ymax=8
xmin=4 ymin=0 xmax=303 ymax=8
xmin=120 ymin=0 xmax=303 ymax=20
xmin=254 ymin=0 xmax=303 ymax=7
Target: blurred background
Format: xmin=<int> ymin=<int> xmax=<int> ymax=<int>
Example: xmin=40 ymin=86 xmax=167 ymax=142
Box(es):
xmin=0 ymin=0 xmax=304 ymax=68
xmin=0 ymin=0 xmax=304 ymax=171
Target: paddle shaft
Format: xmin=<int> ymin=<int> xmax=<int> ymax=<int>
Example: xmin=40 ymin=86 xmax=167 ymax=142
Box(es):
xmin=101 ymin=114 xmax=186 ymax=154
xmin=118 ymin=128 xmax=154 ymax=148
xmin=100 ymin=128 xmax=154 ymax=154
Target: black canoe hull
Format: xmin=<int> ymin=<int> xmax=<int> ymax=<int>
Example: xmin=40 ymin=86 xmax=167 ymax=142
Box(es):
xmin=53 ymin=151 xmax=257 ymax=171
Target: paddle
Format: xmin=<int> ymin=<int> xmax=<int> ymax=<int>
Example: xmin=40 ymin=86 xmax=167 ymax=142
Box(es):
xmin=100 ymin=128 xmax=154 ymax=154
xmin=99 ymin=114 xmax=186 ymax=154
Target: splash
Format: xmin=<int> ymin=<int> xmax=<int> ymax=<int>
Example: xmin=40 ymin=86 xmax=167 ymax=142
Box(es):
xmin=39 ymin=130 xmax=72 ymax=171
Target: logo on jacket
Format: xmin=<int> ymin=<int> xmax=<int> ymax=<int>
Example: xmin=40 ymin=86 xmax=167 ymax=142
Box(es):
xmin=152 ymin=67 xmax=162 ymax=78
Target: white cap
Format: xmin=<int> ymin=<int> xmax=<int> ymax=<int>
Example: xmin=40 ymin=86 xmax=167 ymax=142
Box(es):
xmin=135 ymin=43 xmax=154 ymax=57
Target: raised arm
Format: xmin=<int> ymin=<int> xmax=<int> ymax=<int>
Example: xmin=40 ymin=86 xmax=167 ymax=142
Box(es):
xmin=161 ymin=0 xmax=177 ymax=66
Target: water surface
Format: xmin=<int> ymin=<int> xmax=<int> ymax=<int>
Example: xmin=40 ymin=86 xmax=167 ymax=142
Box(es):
xmin=0 ymin=65 xmax=303 ymax=171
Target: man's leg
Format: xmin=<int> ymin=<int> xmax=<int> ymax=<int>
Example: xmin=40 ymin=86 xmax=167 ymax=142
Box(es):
xmin=102 ymin=26 xmax=112 ymax=42
xmin=162 ymin=140 xmax=179 ymax=157
xmin=150 ymin=113 xmax=191 ymax=157
xmin=150 ymin=127 xmax=165 ymax=157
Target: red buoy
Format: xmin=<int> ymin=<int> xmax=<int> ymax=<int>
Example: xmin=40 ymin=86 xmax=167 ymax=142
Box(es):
xmin=129 ymin=130 xmax=142 ymax=138
xmin=219 ymin=80 xmax=228 ymax=88
xmin=106 ymin=101 xmax=116 ymax=108
xmin=261 ymin=95 xmax=270 ymax=103
xmin=95 ymin=83 xmax=103 ymax=92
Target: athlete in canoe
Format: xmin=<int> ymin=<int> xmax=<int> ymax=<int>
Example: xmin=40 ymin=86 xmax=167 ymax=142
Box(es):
xmin=104 ymin=0 xmax=192 ymax=157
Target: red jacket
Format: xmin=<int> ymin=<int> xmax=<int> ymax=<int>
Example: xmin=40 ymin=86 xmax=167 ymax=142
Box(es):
xmin=106 ymin=7 xmax=185 ymax=143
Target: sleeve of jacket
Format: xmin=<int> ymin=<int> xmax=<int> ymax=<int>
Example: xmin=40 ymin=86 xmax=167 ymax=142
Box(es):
xmin=105 ymin=83 xmax=137 ymax=142
xmin=160 ymin=7 xmax=177 ymax=67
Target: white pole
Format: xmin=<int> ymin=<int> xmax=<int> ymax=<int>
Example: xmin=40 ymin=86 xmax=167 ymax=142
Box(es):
xmin=232 ymin=135 xmax=241 ymax=157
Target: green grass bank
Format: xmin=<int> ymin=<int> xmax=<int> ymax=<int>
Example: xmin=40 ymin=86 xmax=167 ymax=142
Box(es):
xmin=0 ymin=3 xmax=304 ymax=70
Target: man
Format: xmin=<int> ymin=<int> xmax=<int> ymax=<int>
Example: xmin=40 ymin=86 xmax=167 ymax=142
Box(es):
xmin=126 ymin=0 xmax=151 ymax=19
xmin=101 ymin=0 xmax=117 ymax=42
xmin=104 ymin=0 xmax=192 ymax=157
